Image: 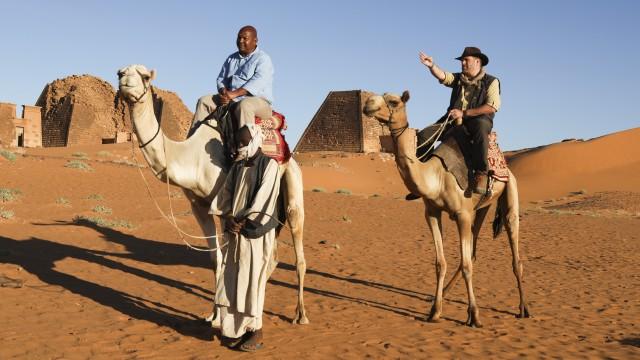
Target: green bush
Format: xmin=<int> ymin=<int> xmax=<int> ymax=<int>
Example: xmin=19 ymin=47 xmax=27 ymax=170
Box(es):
xmin=86 ymin=194 xmax=104 ymax=200
xmin=0 ymin=149 xmax=16 ymax=162
xmin=0 ymin=188 xmax=21 ymax=202
xmin=56 ymin=197 xmax=70 ymax=205
xmin=73 ymin=215 xmax=134 ymax=229
xmin=92 ymin=205 xmax=112 ymax=214
xmin=0 ymin=208 xmax=14 ymax=219
xmin=65 ymin=160 xmax=93 ymax=171
xmin=97 ymin=151 xmax=113 ymax=157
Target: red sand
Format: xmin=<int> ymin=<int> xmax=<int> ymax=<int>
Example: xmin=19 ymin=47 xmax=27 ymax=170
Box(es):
xmin=0 ymin=128 xmax=638 ymax=359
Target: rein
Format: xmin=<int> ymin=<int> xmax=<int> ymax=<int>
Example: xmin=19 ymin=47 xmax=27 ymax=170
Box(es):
xmin=378 ymin=99 xmax=453 ymax=160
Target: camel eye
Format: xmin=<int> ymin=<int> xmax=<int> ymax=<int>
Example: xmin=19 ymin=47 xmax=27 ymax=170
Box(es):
xmin=117 ymin=71 xmax=124 ymax=79
xmin=388 ymin=100 xmax=400 ymax=107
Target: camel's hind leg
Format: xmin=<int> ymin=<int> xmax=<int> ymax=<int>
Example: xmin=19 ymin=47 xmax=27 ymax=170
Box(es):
xmin=456 ymin=211 xmax=483 ymax=328
xmin=282 ymin=161 xmax=309 ymax=325
xmin=425 ymin=206 xmax=446 ymax=322
xmin=501 ymin=173 xmax=531 ymax=318
xmin=443 ymin=206 xmax=489 ymax=296
xmin=186 ymin=192 xmax=223 ymax=326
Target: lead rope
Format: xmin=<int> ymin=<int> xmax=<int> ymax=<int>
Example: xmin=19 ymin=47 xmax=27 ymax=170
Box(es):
xmin=416 ymin=114 xmax=454 ymax=160
xmin=131 ymin=137 xmax=291 ymax=252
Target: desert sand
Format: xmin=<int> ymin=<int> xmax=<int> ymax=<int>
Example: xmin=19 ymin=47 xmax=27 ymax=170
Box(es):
xmin=1 ymin=128 xmax=639 ymax=359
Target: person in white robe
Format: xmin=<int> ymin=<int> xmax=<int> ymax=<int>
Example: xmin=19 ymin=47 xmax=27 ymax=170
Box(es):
xmin=210 ymin=124 xmax=280 ymax=351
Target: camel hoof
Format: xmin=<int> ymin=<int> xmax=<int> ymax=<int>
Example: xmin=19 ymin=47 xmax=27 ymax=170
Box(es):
xmin=427 ymin=316 xmax=442 ymax=323
xmin=292 ymin=314 xmax=310 ymax=325
xmin=517 ymin=305 xmax=532 ymax=319
xmin=465 ymin=311 xmax=483 ymax=328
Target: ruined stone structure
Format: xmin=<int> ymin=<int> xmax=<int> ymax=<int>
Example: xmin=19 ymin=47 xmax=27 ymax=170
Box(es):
xmin=35 ymin=75 xmax=193 ymax=147
xmin=294 ymin=90 xmax=393 ymax=153
xmin=0 ymin=102 xmax=42 ymax=148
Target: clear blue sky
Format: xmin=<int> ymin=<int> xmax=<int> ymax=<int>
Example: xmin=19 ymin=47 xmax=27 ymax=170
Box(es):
xmin=1 ymin=0 xmax=638 ymax=150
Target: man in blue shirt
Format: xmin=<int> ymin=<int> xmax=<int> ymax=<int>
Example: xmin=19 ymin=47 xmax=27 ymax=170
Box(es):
xmin=192 ymin=25 xmax=274 ymax=135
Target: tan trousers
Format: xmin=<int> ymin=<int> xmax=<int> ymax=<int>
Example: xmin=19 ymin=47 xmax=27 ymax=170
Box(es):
xmin=191 ymin=94 xmax=272 ymax=130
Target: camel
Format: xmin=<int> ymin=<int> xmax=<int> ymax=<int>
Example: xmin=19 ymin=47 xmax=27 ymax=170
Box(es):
xmin=363 ymin=91 xmax=530 ymax=327
xmin=117 ymin=64 xmax=309 ymax=325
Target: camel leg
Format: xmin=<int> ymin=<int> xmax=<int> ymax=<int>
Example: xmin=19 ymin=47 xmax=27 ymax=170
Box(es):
xmin=283 ymin=162 xmax=309 ymax=325
xmin=444 ymin=206 xmax=489 ymax=295
xmin=187 ymin=192 xmax=223 ymax=327
xmin=425 ymin=206 xmax=446 ymax=323
xmin=502 ymin=174 xmax=531 ymax=318
xmin=457 ymin=212 xmax=483 ymax=328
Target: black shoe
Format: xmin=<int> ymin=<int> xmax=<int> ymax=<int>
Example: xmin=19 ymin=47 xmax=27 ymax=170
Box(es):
xmin=405 ymin=193 xmax=421 ymax=201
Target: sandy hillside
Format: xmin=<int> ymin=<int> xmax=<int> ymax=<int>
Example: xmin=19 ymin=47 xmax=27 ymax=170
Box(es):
xmin=0 ymin=129 xmax=639 ymax=359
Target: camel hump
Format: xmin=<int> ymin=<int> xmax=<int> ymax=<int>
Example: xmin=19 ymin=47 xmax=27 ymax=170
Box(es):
xmin=429 ymin=127 xmax=510 ymax=190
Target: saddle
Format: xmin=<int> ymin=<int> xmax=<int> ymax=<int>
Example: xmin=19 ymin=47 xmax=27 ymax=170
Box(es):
xmin=207 ymin=103 xmax=292 ymax=166
xmin=425 ymin=126 xmax=509 ymax=191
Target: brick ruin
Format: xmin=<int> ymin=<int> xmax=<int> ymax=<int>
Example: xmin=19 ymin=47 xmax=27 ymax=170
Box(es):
xmin=294 ymin=90 xmax=393 ymax=153
xmin=28 ymin=74 xmax=193 ymax=148
xmin=0 ymin=103 xmax=43 ymax=148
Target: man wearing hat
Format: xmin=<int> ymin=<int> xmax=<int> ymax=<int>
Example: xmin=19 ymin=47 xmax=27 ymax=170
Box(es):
xmin=415 ymin=46 xmax=501 ymax=196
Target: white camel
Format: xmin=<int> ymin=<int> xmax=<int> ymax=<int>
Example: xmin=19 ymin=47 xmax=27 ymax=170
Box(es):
xmin=117 ymin=64 xmax=309 ymax=325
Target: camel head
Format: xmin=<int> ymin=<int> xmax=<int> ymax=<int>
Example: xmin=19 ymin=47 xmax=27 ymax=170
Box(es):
xmin=363 ymin=91 xmax=410 ymax=127
xmin=117 ymin=64 xmax=156 ymax=104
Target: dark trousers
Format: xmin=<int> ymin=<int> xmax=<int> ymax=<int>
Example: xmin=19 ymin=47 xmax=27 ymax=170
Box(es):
xmin=463 ymin=117 xmax=493 ymax=172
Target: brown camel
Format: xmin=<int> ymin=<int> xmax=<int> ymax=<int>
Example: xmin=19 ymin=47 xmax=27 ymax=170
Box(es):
xmin=363 ymin=91 xmax=530 ymax=327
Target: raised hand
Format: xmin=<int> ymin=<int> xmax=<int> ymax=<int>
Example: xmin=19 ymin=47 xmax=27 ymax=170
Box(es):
xmin=419 ymin=51 xmax=434 ymax=68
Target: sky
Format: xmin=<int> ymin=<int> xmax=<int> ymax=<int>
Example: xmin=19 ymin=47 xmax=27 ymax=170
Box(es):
xmin=1 ymin=0 xmax=638 ymax=150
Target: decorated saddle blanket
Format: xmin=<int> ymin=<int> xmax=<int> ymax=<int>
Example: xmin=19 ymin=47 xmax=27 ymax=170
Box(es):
xmin=255 ymin=110 xmax=291 ymax=164
xmin=430 ymin=127 xmax=509 ymax=190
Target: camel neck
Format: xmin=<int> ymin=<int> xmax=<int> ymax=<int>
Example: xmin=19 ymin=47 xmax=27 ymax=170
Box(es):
xmin=130 ymin=91 xmax=168 ymax=177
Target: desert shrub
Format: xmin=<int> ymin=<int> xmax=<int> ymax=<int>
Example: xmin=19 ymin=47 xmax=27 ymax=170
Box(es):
xmin=73 ymin=215 xmax=134 ymax=229
xmin=0 ymin=149 xmax=17 ymax=162
xmin=0 ymin=208 xmax=14 ymax=219
xmin=97 ymin=151 xmax=113 ymax=157
xmin=56 ymin=197 xmax=70 ymax=205
xmin=72 ymin=152 xmax=88 ymax=159
xmin=312 ymin=188 xmax=326 ymax=193
xmin=65 ymin=160 xmax=93 ymax=171
xmin=92 ymin=205 xmax=112 ymax=214
xmin=86 ymin=193 xmax=104 ymax=200
xmin=336 ymin=189 xmax=352 ymax=195
xmin=0 ymin=188 xmax=21 ymax=202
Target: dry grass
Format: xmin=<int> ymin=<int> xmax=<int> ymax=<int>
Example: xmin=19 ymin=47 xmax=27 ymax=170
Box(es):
xmin=65 ymin=160 xmax=93 ymax=172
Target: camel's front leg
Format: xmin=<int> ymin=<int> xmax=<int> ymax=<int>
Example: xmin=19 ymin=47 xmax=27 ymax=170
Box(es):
xmin=283 ymin=161 xmax=309 ymax=325
xmin=456 ymin=211 xmax=483 ymax=328
xmin=501 ymin=175 xmax=531 ymax=318
xmin=188 ymin=194 xmax=223 ymax=327
xmin=425 ymin=206 xmax=446 ymax=322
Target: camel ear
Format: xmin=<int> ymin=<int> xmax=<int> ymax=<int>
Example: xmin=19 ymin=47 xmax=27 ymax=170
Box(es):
xmin=149 ymin=70 xmax=156 ymax=81
xmin=401 ymin=90 xmax=410 ymax=103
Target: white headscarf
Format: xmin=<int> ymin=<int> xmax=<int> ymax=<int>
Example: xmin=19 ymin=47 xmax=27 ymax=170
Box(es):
xmin=235 ymin=124 xmax=263 ymax=162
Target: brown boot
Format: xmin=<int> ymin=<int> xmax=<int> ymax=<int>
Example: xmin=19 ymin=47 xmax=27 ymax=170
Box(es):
xmin=473 ymin=171 xmax=489 ymax=195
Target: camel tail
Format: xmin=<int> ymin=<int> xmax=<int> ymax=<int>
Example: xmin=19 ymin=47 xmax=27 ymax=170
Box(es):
xmin=492 ymin=191 xmax=506 ymax=239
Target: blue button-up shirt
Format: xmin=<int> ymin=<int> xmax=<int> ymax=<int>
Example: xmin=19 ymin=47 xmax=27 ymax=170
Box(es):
xmin=216 ymin=47 xmax=274 ymax=104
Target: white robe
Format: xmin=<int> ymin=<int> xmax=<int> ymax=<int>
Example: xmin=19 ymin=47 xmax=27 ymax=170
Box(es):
xmin=210 ymin=157 xmax=280 ymax=338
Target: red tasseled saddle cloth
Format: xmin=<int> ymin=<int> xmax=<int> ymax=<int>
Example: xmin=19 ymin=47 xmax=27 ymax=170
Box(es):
xmin=255 ymin=111 xmax=291 ymax=164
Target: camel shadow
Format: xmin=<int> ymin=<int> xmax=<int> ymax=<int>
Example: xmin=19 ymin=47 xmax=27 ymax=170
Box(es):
xmin=0 ymin=234 xmax=213 ymax=340
xmin=276 ymin=262 xmax=428 ymax=301
xmin=273 ymin=263 xmax=518 ymax=322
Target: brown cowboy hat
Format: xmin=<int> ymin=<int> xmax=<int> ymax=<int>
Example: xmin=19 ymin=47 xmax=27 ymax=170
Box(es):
xmin=455 ymin=46 xmax=489 ymax=66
